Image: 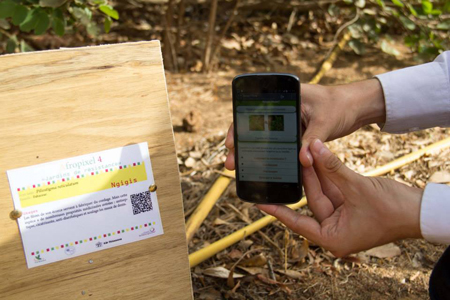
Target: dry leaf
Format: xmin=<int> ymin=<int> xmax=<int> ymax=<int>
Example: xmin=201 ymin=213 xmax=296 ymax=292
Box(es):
xmin=429 ymin=171 xmax=450 ymax=183
xmin=203 ymin=267 xmax=244 ymax=279
xmin=410 ymin=271 xmax=421 ymax=281
xmin=291 ymin=239 xmax=309 ymax=262
xmin=345 ymin=253 xmax=369 ymax=264
xmin=230 ymin=280 xmax=241 ymax=294
xmin=227 ymin=266 xmax=236 ymax=288
xmin=184 ymin=157 xmax=196 ymax=168
xmin=189 ymin=151 xmax=202 ymax=159
xmin=289 ymin=240 xmax=299 ymax=261
xmin=239 ymin=253 xmax=267 ymax=267
xmin=189 ymin=59 xmax=203 ymax=72
xmin=239 ymin=240 xmax=253 ymax=249
xmin=229 ymin=249 xmax=267 ymax=288
xmin=415 ymin=179 xmax=426 ymax=188
xmin=256 ymin=274 xmax=292 ymax=295
xmin=412 ymin=252 xmax=423 ymax=268
xmin=221 ymin=39 xmax=241 ymax=50
xmin=404 ymin=170 xmax=416 ymax=180
xmin=237 ymin=266 xmax=267 ymax=276
xmin=198 ymin=287 xmax=221 ymax=300
xmin=378 ymin=150 xmax=395 ymax=161
xmin=364 ymin=243 xmax=401 ymax=258
xmin=284 ymin=229 xmax=289 ymax=272
xmin=212 ymin=218 xmax=230 ymax=226
xmin=275 ymin=269 xmax=303 ymax=279
xmin=228 ymin=249 xmax=243 ymax=260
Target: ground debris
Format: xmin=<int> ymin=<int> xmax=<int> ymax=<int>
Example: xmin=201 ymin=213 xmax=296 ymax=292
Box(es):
xmin=183 ymin=122 xmax=448 ymax=298
xmin=203 ymin=266 xmax=245 ymax=279
xmin=175 ymin=49 xmax=449 ymax=300
xmin=364 ymin=243 xmax=402 ymax=259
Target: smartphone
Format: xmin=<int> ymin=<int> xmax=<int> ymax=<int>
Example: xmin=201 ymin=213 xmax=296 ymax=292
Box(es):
xmin=232 ymin=73 xmax=302 ymax=204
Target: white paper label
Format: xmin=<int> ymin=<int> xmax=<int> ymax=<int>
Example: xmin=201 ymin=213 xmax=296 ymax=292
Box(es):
xmin=7 ymin=142 xmax=163 ymax=268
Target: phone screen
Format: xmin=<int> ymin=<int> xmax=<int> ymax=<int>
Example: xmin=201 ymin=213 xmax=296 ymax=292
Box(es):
xmin=235 ymin=92 xmax=298 ymax=183
xmin=232 ymin=74 xmax=302 ymax=204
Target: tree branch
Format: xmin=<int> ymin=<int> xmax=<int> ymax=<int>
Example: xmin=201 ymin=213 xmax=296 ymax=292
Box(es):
xmin=202 ymin=0 xmax=219 ymax=72
xmin=207 ymin=0 xmax=241 ymax=72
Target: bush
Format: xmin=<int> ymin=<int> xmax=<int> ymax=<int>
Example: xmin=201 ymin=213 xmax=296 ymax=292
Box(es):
xmin=335 ymin=0 xmax=450 ymax=58
xmin=0 ymin=0 xmax=118 ymax=53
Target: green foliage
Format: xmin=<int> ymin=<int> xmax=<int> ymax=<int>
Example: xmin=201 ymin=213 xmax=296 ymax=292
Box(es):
xmin=392 ymin=0 xmax=405 ymax=8
xmin=349 ymin=39 xmax=366 ymax=54
xmin=99 ymin=4 xmax=118 ymax=20
xmin=39 ymin=0 xmax=68 ymax=8
xmin=381 ymin=37 xmax=401 ymax=55
xmin=6 ymin=36 xmax=17 ymax=53
xmin=0 ymin=1 xmax=16 ymax=19
xmin=12 ymin=5 xmax=28 ymax=26
xmin=340 ymin=0 xmax=449 ymax=58
xmin=104 ymin=15 xmax=111 ymax=33
xmin=422 ymin=0 xmax=433 ymax=14
xmin=437 ymin=20 xmax=450 ymax=30
xmin=399 ymin=15 xmax=416 ymax=30
xmin=0 ymin=0 xmax=118 ymax=53
xmin=52 ymin=8 xmax=65 ymax=36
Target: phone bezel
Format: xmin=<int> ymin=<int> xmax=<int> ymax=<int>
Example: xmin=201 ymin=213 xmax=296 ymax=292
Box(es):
xmin=232 ymin=73 xmax=302 ymax=204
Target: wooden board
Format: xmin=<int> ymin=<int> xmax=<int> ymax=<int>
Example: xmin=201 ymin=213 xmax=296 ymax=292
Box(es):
xmin=0 ymin=42 xmax=193 ymax=299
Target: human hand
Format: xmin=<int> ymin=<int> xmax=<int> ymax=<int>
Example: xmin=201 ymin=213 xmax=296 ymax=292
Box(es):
xmin=225 ymin=79 xmax=386 ymax=170
xmin=258 ymin=139 xmax=422 ymax=257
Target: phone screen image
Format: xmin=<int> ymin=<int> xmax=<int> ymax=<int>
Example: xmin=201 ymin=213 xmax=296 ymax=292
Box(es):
xmin=232 ymin=73 xmax=302 ymax=204
xmin=236 ymin=94 xmax=298 ymax=183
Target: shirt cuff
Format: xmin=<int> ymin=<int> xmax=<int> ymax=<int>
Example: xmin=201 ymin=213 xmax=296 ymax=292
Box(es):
xmin=375 ymin=53 xmax=450 ymax=134
xmin=420 ymin=183 xmax=450 ymax=244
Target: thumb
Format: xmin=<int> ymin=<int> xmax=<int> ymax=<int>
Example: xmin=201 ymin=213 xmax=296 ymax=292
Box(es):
xmin=310 ymin=139 xmax=353 ymax=186
xmin=300 ymin=120 xmax=328 ymax=168
xmin=225 ymin=123 xmax=234 ymax=150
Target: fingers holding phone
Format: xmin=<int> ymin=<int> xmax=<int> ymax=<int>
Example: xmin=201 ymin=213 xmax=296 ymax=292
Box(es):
xmin=225 ymin=123 xmax=235 ymax=170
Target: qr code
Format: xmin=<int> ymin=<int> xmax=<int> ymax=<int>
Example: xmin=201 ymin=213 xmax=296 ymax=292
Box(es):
xmin=130 ymin=191 xmax=153 ymax=215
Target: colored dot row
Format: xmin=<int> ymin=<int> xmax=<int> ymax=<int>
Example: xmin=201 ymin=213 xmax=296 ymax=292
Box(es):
xmin=18 ymin=162 xmax=143 ymax=191
xmin=30 ymin=221 xmax=155 ymax=256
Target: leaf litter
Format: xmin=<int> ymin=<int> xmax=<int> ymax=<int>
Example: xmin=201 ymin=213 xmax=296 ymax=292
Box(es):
xmin=173 ymin=49 xmax=449 ymax=298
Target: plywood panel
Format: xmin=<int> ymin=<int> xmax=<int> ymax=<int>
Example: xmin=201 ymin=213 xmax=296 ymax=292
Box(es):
xmin=0 ymin=42 xmax=193 ymax=299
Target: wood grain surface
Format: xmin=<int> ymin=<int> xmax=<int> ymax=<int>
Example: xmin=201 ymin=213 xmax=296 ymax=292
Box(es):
xmin=0 ymin=41 xmax=193 ymax=299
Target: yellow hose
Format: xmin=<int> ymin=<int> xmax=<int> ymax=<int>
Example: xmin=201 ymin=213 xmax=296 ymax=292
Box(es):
xmin=364 ymin=136 xmax=450 ymax=177
xmin=189 ymin=198 xmax=308 ymax=267
xmin=185 ymin=169 xmax=234 ymax=242
xmin=309 ymin=31 xmax=352 ymax=85
xmin=189 ymin=137 xmax=450 ymax=267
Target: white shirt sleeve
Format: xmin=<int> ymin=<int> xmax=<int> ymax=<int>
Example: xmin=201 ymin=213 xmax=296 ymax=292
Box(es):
xmin=375 ymin=51 xmax=450 ymax=134
xmin=420 ymin=184 xmax=450 ymax=244
xmin=376 ymin=52 xmax=450 ymax=245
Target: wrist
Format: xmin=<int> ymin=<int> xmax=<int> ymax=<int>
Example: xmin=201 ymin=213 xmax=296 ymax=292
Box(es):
xmin=391 ymin=185 xmax=423 ymax=240
xmin=331 ymin=79 xmax=386 ymax=128
xmin=355 ymin=79 xmax=386 ymax=127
